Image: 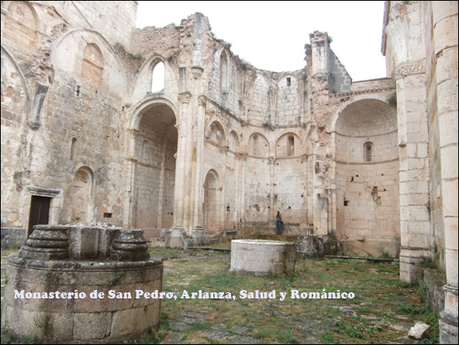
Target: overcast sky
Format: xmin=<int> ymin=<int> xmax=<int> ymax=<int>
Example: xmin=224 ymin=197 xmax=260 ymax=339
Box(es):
xmin=136 ymin=1 xmax=387 ymax=81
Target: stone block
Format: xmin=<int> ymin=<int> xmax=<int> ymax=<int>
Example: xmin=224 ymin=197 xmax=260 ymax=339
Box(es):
xmin=73 ymin=312 xmax=111 ymax=340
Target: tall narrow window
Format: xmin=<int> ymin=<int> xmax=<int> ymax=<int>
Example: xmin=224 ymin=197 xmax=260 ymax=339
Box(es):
xmin=70 ymin=138 xmax=77 ymax=160
xmin=253 ymin=134 xmax=258 ymax=156
xmin=364 ymin=142 xmax=373 ymax=162
xmin=287 ymin=136 xmax=294 ymax=156
xmin=151 ymin=61 xmax=165 ymax=93
xmin=220 ymin=51 xmax=228 ymax=92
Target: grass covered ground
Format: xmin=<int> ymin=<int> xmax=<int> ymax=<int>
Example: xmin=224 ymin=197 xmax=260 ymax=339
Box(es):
xmin=1 ymin=243 xmax=440 ymax=344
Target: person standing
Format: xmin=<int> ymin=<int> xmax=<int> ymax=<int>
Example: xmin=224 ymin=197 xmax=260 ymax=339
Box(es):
xmin=275 ymin=211 xmax=283 ymax=235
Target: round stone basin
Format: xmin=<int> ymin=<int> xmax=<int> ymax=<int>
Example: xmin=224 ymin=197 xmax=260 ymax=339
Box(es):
xmin=230 ymin=239 xmax=296 ymax=276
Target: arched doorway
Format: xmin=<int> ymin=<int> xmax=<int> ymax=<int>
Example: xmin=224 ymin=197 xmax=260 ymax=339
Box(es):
xmin=203 ymin=170 xmax=221 ymax=235
xmin=133 ymin=103 xmax=177 ymax=234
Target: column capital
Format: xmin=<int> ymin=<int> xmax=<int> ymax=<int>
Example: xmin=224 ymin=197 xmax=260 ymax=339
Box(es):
xmin=198 ymin=95 xmax=207 ymax=107
xmin=191 ymin=66 xmax=204 ymax=79
xmin=178 ymin=92 xmax=192 ymax=104
xmin=395 ymin=60 xmax=425 ymax=79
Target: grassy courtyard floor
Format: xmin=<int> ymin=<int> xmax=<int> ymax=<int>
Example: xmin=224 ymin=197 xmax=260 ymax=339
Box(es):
xmin=1 ymin=243 xmax=439 ymax=344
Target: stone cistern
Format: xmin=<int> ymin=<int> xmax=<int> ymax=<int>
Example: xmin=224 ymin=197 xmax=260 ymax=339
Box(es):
xmin=230 ymin=239 xmax=296 ymax=276
xmin=1 ymin=224 xmax=162 ymax=343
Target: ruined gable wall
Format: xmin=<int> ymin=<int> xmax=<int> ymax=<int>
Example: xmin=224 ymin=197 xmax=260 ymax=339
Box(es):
xmin=1 ymin=1 xmax=136 ymax=230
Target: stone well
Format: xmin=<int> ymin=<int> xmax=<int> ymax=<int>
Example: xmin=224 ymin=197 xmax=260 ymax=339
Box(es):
xmin=1 ymin=225 xmax=163 ymax=344
xmin=230 ymin=239 xmax=296 ymax=276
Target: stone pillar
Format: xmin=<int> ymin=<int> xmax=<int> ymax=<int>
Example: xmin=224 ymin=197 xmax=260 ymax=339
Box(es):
xmin=432 ymin=2 xmax=459 ymax=342
xmin=268 ymin=157 xmax=276 ymax=221
xmin=173 ymin=92 xmax=192 ymax=232
xmin=395 ymin=61 xmax=431 ymax=284
xmin=182 ymin=93 xmax=195 ymax=233
xmin=123 ymin=128 xmax=139 ymax=228
xmin=192 ymin=95 xmax=207 ymax=233
xmin=236 ymin=153 xmax=248 ymax=230
xmin=309 ymin=31 xmax=330 ymax=77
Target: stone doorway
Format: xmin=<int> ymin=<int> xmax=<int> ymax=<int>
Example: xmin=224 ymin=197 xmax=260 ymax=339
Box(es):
xmin=28 ymin=195 xmax=50 ymax=236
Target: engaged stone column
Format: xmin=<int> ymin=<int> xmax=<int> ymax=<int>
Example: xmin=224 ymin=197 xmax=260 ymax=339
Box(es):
xmin=395 ymin=61 xmax=431 ymax=284
xmin=192 ymin=95 xmax=207 ymax=233
xmin=173 ymin=92 xmax=192 ymax=232
xmin=433 ymin=2 xmax=459 ymax=343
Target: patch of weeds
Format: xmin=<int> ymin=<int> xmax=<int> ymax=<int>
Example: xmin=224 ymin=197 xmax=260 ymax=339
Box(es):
xmin=319 ymin=333 xmax=341 ymax=344
xmin=1 ymin=336 xmax=36 ymax=344
xmin=352 ymin=263 xmax=365 ymax=272
xmin=325 ymin=306 xmax=342 ymax=316
xmin=377 ymin=264 xmax=392 ymax=273
xmin=420 ymin=257 xmax=436 ymax=269
xmin=299 ymin=263 xmax=309 ymax=272
xmin=338 ymin=320 xmax=365 ymax=339
xmin=358 ymin=306 xmax=372 ymax=313
xmin=386 ymin=92 xmax=397 ymax=107
xmin=424 ymin=310 xmax=439 ymax=340
xmin=129 ymin=52 xmax=143 ymax=60
xmin=274 ymin=329 xmax=298 ymax=344
xmin=382 ymin=311 xmax=393 ymax=319
xmin=379 ymin=252 xmax=393 ymax=259
xmin=188 ymin=322 xmax=213 ymax=331
xmin=367 ymin=325 xmax=380 ymax=334
xmin=396 ymin=303 xmax=424 ymax=316
xmin=396 ymin=280 xmax=413 ymax=288
xmin=160 ymin=312 xmax=170 ymax=330
xmin=146 ymin=326 xmax=165 ymax=344
xmin=253 ymin=328 xmax=272 ymax=339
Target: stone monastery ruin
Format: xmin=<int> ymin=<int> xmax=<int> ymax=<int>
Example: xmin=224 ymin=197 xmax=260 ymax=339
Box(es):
xmin=1 ymin=1 xmax=457 ymax=342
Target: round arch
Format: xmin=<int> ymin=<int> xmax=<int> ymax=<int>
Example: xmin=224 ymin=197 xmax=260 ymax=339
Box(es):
xmin=248 ymin=132 xmax=270 ymax=157
xmin=203 ymin=169 xmax=222 ymax=235
xmin=334 ymin=97 xmax=400 ymax=257
xmin=206 ymin=120 xmax=227 ymax=147
xmin=129 ymin=100 xmax=178 ymax=232
xmin=129 ymin=97 xmax=178 ymax=130
xmin=275 ymin=132 xmax=303 ymax=157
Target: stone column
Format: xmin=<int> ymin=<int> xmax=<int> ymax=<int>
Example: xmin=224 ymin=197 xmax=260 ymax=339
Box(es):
xmin=192 ymin=95 xmax=207 ymax=234
xmin=268 ymin=157 xmax=276 ymax=220
xmin=433 ymin=2 xmax=458 ymax=343
xmin=236 ymin=153 xmax=248 ymax=230
xmin=172 ymin=92 xmax=192 ymax=232
xmin=123 ymin=128 xmax=139 ymax=228
xmin=395 ymin=61 xmax=431 ymax=284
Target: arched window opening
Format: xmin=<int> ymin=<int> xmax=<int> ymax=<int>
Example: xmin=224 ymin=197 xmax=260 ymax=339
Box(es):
xmin=220 ymin=51 xmax=228 ymax=92
xmin=82 ymin=43 xmax=104 ymax=85
xmin=151 ymin=61 xmax=165 ymax=93
xmin=4 ymin=2 xmax=38 ymax=49
xmin=253 ymin=134 xmax=258 ymax=156
xmin=364 ymin=142 xmax=373 ymax=162
xmin=287 ymin=136 xmax=294 ymax=156
xmin=70 ymin=138 xmax=77 ymax=160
